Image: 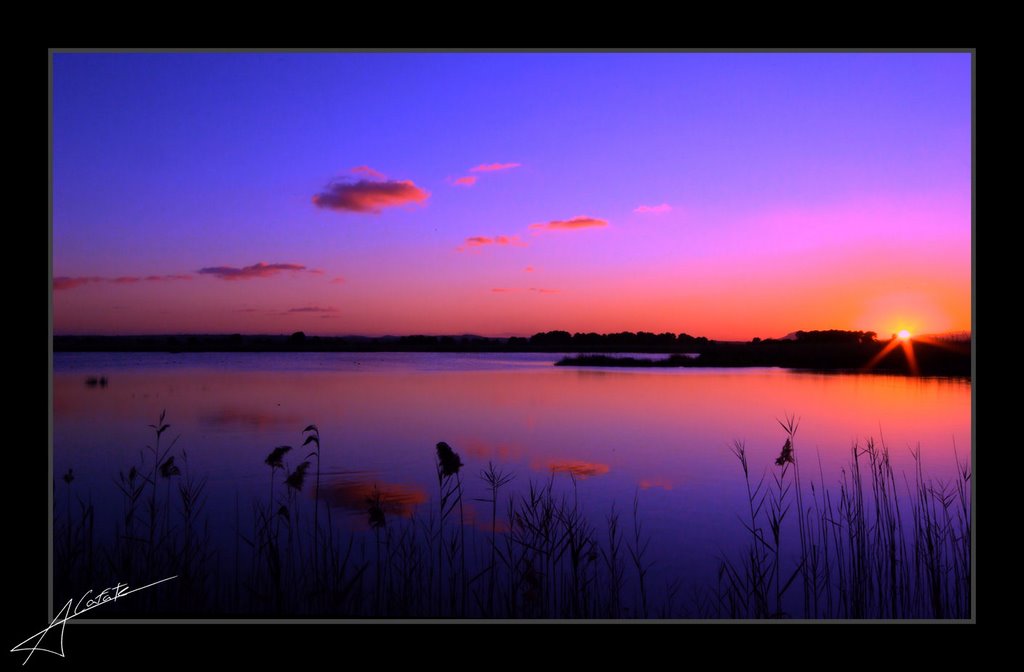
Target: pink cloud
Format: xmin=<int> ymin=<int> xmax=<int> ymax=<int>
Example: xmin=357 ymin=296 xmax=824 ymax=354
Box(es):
xmin=330 ymin=276 xmax=345 ymax=285
xmin=312 ymin=179 xmax=430 ymax=214
xmin=529 ymin=216 xmax=609 ymax=232
xmin=529 ymin=287 xmax=560 ymax=294
xmin=634 ymin=203 xmax=672 ymax=214
xmin=198 ymin=262 xmax=308 ymax=281
xmin=491 ymin=287 xmax=517 ymax=293
xmin=470 ymin=162 xmax=521 ymax=173
xmin=453 ymin=176 xmax=477 ymax=187
xmin=524 ymin=266 xmax=535 ymax=273
xmin=54 ymin=274 xmax=193 ymax=290
xmin=457 ymin=235 xmax=526 ymax=252
xmin=351 ymin=165 xmax=386 ymax=180
xmin=53 ymin=276 xmax=103 ymax=291
xmin=144 ymin=274 xmax=193 ymax=282
xmin=287 ymin=306 xmax=338 ymax=313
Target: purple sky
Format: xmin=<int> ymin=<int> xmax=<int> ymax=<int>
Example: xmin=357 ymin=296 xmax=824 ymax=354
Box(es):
xmin=52 ymin=52 xmax=971 ymax=339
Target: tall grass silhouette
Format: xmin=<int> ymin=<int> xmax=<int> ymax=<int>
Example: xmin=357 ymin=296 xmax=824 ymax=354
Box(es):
xmin=717 ymin=420 xmax=971 ymax=618
xmin=55 ymin=412 xmax=970 ymax=619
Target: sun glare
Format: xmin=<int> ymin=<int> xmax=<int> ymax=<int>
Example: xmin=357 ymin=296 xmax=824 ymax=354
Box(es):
xmin=898 ymin=329 xmax=912 ymax=340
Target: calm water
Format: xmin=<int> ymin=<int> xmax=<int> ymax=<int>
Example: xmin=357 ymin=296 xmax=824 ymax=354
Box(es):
xmin=53 ymin=352 xmax=971 ymax=614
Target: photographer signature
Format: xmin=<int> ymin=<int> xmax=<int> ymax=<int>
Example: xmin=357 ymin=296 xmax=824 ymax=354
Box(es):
xmin=10 ymin=575 xmax=176 ymax=665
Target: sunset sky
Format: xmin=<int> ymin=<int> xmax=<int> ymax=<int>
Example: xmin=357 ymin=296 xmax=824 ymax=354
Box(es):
xmin=52 ymin=52 xmax=971 ymax=340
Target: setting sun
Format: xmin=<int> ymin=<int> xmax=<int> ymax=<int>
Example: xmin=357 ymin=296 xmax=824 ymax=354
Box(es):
xmin=45 ymin=50 xmax=972 ymax=628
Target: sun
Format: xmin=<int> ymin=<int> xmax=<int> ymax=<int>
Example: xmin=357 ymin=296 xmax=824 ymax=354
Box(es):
xmin=898 ymin=329 xmax=912 ymax=340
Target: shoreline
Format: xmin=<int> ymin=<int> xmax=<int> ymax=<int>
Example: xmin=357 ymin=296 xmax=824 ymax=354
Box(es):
xmin=554 ymin=354 xmax=971 ymax=378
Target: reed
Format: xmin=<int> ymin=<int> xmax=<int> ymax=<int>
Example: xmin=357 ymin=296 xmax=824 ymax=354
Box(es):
xmin=718 ymin=426 xmax=971 ymax=619
xmin=55 ymin=413 xmax=970 ymax=619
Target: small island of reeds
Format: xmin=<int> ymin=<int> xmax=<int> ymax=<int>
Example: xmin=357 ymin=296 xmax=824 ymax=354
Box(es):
xmin=556 ymin=330 xmax=971 ymax=377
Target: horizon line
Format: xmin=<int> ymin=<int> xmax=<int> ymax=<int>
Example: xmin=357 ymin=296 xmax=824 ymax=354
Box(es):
xmin=53 ymin=328 xmax=972 ymax=341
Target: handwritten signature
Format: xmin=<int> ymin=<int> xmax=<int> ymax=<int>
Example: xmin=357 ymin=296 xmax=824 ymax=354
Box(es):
xmin=10 ymin=575 xmax=176 ymax=665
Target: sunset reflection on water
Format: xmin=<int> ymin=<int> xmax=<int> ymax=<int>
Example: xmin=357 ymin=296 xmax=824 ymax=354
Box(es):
xmin=54 ymin=352 xmax=970 ymax=595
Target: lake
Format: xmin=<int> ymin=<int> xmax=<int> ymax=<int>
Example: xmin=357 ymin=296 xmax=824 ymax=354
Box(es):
xmin=53 ymin=352 xmax=972 ymax=618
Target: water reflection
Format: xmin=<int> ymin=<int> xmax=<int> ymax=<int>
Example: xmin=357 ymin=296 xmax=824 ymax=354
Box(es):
xmin=200 ymin=407 xmax=302 ymax=430
xmin=322 ymin=475 xmax=428 ymax=518
xmin=53 ymin=352 xmax=971 ymax=617
xmin=639 ymin=477 xmax=673 ymax=490
xmin=461 ymin=438 xmax=524 ymax=461
xmin=543 ymin=460 xmax=610 ymax=478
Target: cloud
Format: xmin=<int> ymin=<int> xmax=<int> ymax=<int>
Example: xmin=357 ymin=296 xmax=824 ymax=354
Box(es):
xmin=491 ymin=287 xmax=516 ymax=293
xmin=529 ymin=287 xmax=560 ymax=294
xmin=330 ymin=276 xmax=345 ymax=285
xmin=115 ymin=274 xmax=194 ymax=284
xmin=145 ymin=274 xmax=193 ymax=282
xmin=198 ymin=262 xmax=308 ymax=281
xmin=351 ymin=165 xmax=386 ymax=180
xmin=524 ymin=266 xmax=535 ymax=273
xmin=634 ymin=203 xmax=672 ymax=214
xmin=54 ymin=274 xmax=192 ymax=290
xmin=453 ymin=176 xmax=477 ymax=187
xmin=529 ymin=216 xmax=609 ymax=232
xmin=470 ymin=162 xmax=521 ymax=173
xmin=287 ymin=306 xmax=338 ymax=313
xmin=457 ymin=235 xmax=526 ymax=252
xmin=312 ymin=178 xmax=430 ymax=214
xmin=53 ymin=276 xmax=103 ymax=291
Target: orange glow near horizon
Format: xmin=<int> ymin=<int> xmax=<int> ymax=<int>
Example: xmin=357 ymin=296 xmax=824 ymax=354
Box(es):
xmin=53 ymin=55 xmax=970 ymax=341
xmin=54 ymin=362 xmax=972 ymax=514
xmin=52 ymin=222 xmax=970 ymax=340
xmin=901 ymin=338 xmax=920 ymax=376
xmin=57 ymin=364 xmax=968 ymax=449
